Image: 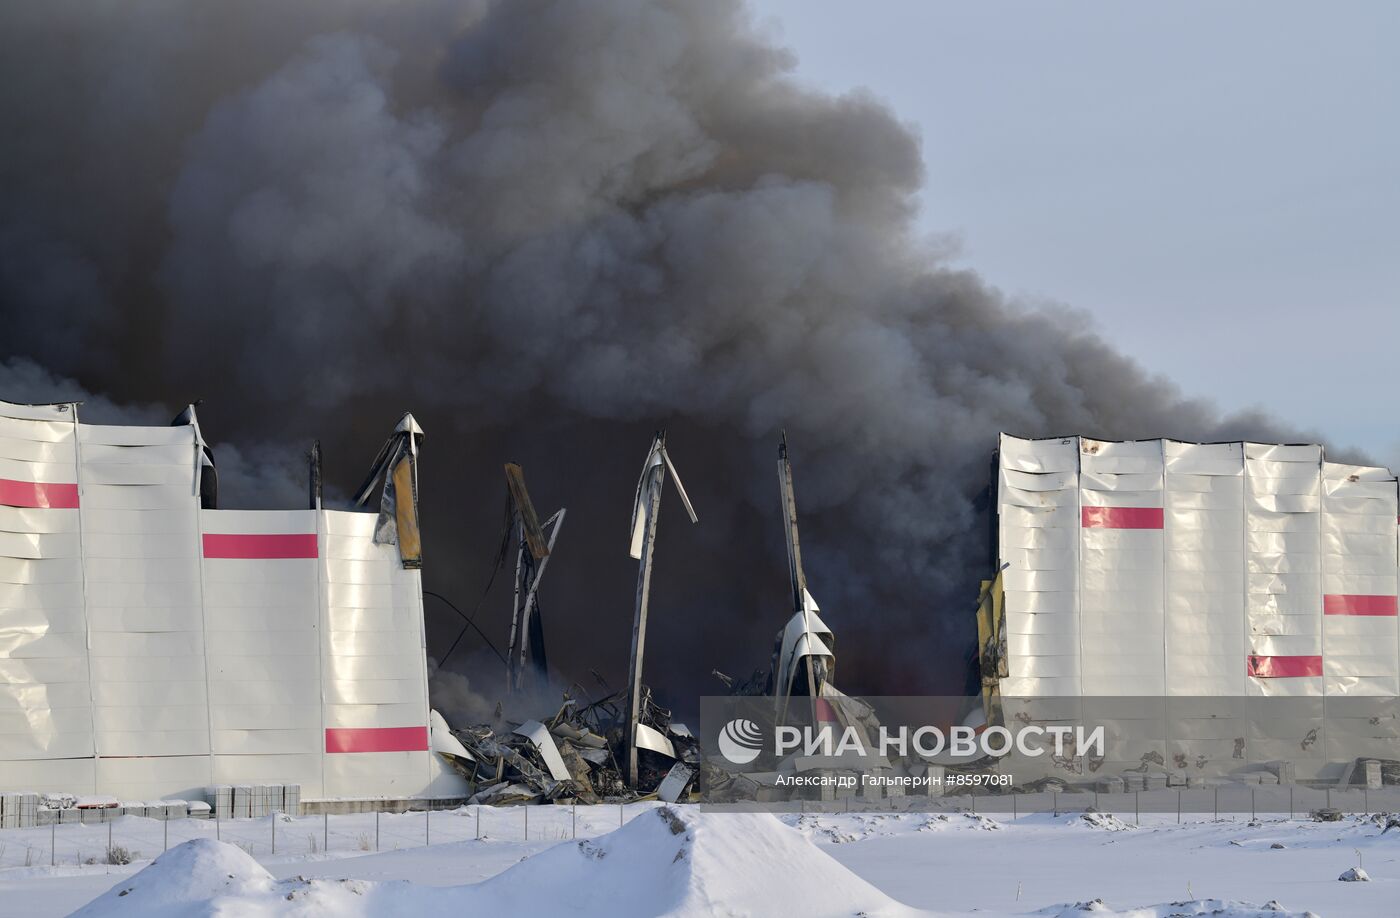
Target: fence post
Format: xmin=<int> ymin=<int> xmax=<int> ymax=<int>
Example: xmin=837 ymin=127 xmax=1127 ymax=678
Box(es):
xmin=1251 ymin=788 xmax=1255 ymax=822
xmin=1289 ymin=786 xmax=1293 ymax=819
xmin=272 ymin=812 xmax=276 ymax=855
xmin=108 ymin=818 xmax=112 ymax=856
xmin=164 ymin=812 xmax=168 ymax=852
xmin=323 ymin=812 xmax=328 ymax=853
xmin=425 ymin=808 xmax=430 ymax=847
xmin=216 ymin=810 xmax=221 ymax=841
xmin=1053 ymin=792 xmax=1058 ymax=817
xmin=1176 ymin=790 xmax=1181 ymax=824
xmin=1135 ymin=791 xmax=1139 ymax=827
xmin=1013 ymin=792 xmax=1017 ymax=821
xmin=1365 ymin=788 xmax=1369 ymax=815
xmin=620 ymin=802 xmax=624 ymax=827
xmin=572 ymin=799 xmax=577 ymax=839
xmin=475 ymin=806 xmax=480 ymax=840
xmin=524 ymin=805 xmax=529 ymax=841
xmin=376 ymin=811 xmax=380 ymax=851
xmin=1214 ymin=787 xmax=1218 ymax=822
xmin=51 ymin=819 xmax=55 ymax=866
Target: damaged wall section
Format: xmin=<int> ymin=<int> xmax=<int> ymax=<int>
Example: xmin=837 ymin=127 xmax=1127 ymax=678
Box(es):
xmin=0 ymin=398 xmax=459 ymax=801
xmin=991 ymin=433 xmax=1400 ymax=780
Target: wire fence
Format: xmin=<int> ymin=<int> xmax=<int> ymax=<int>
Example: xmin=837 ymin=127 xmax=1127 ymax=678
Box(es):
xmin=0 ymin=801 xmax=658 ymax=870
xmin=3 ymin=787 xmax=1398 ymax=869
xmin=715 ymin=784 xmax=1400 ymax=822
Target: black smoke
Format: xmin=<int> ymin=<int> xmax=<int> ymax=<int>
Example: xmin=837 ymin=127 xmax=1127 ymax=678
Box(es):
xmin=0 ymin=1 xmax=1335 ymax=719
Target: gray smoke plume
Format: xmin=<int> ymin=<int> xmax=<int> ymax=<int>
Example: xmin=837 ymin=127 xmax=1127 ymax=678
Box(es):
xmin=0 ymin=358 xmax=309 ymax=509
xmin=0 ymin=0 xmax=1341 ymax=715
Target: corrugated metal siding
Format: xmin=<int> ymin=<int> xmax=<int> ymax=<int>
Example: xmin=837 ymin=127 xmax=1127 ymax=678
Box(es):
xmin=0 ymin=398 xmax=436 ymax=800
xmin=0 ymin=405 xmax=94 ymax=792
xmin=997 ymin=434 xmax=1400 ymax=700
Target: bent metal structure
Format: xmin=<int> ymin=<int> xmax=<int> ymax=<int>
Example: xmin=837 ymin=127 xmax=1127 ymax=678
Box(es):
xmin=0 ymin=397 xmax=465 ymax=801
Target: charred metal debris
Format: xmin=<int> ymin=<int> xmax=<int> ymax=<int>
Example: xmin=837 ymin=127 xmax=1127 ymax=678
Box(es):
xmin=430 ymin=446 xmax=704 ymax=804
xmin=442 ymin=685 xmax=703 ymax=805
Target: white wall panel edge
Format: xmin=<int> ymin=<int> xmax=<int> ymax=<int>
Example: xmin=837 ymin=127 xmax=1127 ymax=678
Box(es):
xmin=195 ymin=489 xmax=218 ymax=787
xmin=69 ymin=405 xmax=98 ymax=788
xmin=315 ymin=508 xmax=330 ymax=798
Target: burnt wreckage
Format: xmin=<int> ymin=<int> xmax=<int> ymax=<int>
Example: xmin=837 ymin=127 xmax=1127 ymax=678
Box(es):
xmin=440 ymin=434 xmax=704 ymax=804
xmin=441 ymin=431 xmax=893 ymax=805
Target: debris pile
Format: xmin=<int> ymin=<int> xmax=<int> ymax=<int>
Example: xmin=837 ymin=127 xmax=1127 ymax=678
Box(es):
xmin=448 ymin=689 xmax=700 ymax=805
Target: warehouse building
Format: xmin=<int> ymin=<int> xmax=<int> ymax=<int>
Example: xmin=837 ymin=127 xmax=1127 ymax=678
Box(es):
xmin=0 ymin=397 xmax=464 ymax=802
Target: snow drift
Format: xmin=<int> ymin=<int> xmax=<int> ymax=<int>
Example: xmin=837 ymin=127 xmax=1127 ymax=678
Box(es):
xmin=69 ymin=838 xmax=277 ymax=918
xmin=73 ymin=806 xmax=923 ymax=917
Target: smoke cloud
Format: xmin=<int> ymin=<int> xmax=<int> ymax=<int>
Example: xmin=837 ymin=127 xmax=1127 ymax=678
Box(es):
xmin=0 ymin=1 xmax=1342 ymax=716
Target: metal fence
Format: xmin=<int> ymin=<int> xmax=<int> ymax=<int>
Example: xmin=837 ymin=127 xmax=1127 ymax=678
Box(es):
xmin=3 ymin=789 xmax=1397 ymax=869
xmin=0 ymin=802 xmax=652 ymax=869
xmin=715 ymin=784 xmax=1400 ymax=821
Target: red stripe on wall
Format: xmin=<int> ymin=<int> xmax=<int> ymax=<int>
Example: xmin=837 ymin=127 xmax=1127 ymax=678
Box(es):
xmin=202 ymin=533 xmax=319 ymax=559
xmin=1080 ymin=506 xmax=1164 ymax=529
xmin=1324 ymin=594 xmax=1398 ymax=616
xmin=0 ymin=479 xmax=79 ymax=509
xmin=1247 ymin=655 xmax=1323 ymax=678
xmin=325 ymin=726 xmax=429 ymax=754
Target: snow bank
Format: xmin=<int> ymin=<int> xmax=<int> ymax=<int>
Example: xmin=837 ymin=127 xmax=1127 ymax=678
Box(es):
xmin=1037 ymin=898 xmax=1318 ymax=917
xmin=73 ymin=806 xmax=923 ymax=917
xmin=70 ymin=838 xmax=276 ymax=918
xmin=464 ymin=804 xmax=921 ymax=916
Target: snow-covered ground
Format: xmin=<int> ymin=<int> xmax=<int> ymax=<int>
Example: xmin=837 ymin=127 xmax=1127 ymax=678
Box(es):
xmin=0 ymin=802 xmax=1395 ymax=916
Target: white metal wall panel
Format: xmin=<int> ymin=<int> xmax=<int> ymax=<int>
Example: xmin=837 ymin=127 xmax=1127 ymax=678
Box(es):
xmin=1321 ymin=462 xmax=1399 ymax=695
xmin=1076 ymin=439 xmax=1165 ymax=776
xmin=0 ymin=401 xmax=93 ymax=792
xmin=993 ymin=435 xmax=1400 ymax=780
xmin=1244 ymin=444 xmax=1323 ymax=698
xmin=78 ymin=421 xmax=210 ymax=800
xmin=0 ymin=400 xmax=442 ymax=801
xmin=320 ymin=510 xmax=431 ymax=797
xmin=98 ymin=755 xmax=213 ymax=801
xmin=1078 ymin=438 xmax=1164 ymax=696
xmin=997 ymin=435 xmax=1081 ymax=696
xmin=202 ymin=509 xmax=325 ymax=795
xmin=1164 ymin=441 xmax=1246 ymax=695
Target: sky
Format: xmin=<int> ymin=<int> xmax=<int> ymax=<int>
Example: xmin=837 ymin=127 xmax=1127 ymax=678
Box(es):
xmin=751 ymin=0 xmax=1399 ymax=463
